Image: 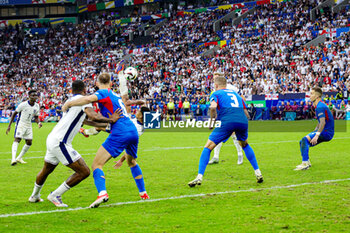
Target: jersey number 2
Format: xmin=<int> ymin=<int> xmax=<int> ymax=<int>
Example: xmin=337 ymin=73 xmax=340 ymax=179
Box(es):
xmin=227 ymin=93 xmax=239 ymax=107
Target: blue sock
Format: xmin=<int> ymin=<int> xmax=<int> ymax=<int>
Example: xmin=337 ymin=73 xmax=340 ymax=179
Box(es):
xmin=300 ymin=137 xmax=310 ymax=161
xmin=93 ymin=168 xmax=106 ymax=194
xmin=242 ymin=144 xmax=259 ymax=170
xmin=198 ymin=147 xmax=212 ymax=175
xmin=130 ymin=164 xmax=146 ymax=193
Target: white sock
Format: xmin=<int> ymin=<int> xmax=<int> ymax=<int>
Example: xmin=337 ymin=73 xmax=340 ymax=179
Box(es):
xmin=233 ymin=139 xmax=243 ymax=157
xmin=51 ymin=182 xmax=70 ymax=197
xmin=84 ymin=127 xmax=99 ymax=135
xmin=254 ymin=169 xmax=262 ymax=176
xmin=196 ymin=174 xmax=203 ymax=180
xmin=99 ymin=190 xmax=107 ymax=196
xmin=31 ymin=183 xmax=43 ymax=197
xmin=213 ymin=142 xmax=222 ymax=160
xmin=11 ymin=141 xmax=19 ymax=162
xmin=16 ymin=144 xmax=31 ymax=160
xmin=118 ymin=72 xmax=128 ymax=96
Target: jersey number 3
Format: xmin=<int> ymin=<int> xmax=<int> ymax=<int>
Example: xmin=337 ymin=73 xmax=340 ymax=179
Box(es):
xmin=227 ymin=93 xmax=239 ymax=107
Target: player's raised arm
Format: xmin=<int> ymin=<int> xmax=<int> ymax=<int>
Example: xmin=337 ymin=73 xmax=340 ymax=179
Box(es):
xmin=84 ymin=107 xmax=124 ymax=124
xmin=6 ymin=110 xmax=18 ymax=135
xmin=62 ymin=95 xmax=98 ymax=112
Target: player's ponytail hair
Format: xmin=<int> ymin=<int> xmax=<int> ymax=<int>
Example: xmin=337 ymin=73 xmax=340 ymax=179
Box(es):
xmin=98 ymin=73 xmax=111 ymax=85
xmin=312 ymin=87 xmax=322 ymax=97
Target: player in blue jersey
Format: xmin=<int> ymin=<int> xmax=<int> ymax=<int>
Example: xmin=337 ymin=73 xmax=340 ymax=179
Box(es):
xmin=62 ymin=72 xmax=149 ymax=208
xmin=188 ymin=74 xmax=263 ymax=187
xmin=294 ymin=87 xmax=334 ymax=170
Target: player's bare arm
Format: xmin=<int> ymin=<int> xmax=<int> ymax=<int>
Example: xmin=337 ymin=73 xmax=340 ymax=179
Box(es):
xmin=62 ymin=95 xmax=98 ymax=112
xmin=84 ymin=107 xmax=123 ymax=124
xmin=34 ymin=116 xmax=42 ymax=129
xmin=310 ymin=117 xmax=325 ymax=145
xmin=123 ymin=98 xmax=145 ymax=114
xmin=6 ymin=111 xmax=18 ymax=135
xmin=125 ymin=100 xmax=146 ymax=107
xmin=113 ymin=155 xmax=126 ymax=169
xmin=244 ymin=109 xmax=250 ymax=120
xmin=83 ymin=119 xmax=108 ymax=128
xmin=209 ymin=101 xmax=217 ymax=130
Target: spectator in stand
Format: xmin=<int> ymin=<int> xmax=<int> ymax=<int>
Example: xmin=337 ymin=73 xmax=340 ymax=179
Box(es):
xmin=183 ymin=98 xmax=190 ymax=114
xmin=297 ymin=101 xmax=304 ymax=119
xmin=334 ymin=100 xmax=346 ymax=119
xmin=278 ymin=101 xmax=285 ymax=120
xmin=191 ymin=99 xmax=197 ymax=115
xmin=291 ymin=101 xmax=298 ymax=113
xmin=307 ymin=101 xmax=315 ymax=119
xmin=327 ymin=101 xmax=335 ymax=117
xmin=323 ymin=94 xmax=330 ymax=102
xmin=178 ymin=99 xmax=183 ymax=114
xmin=270 ymin=105 xmax=277 ymax=120
xmin=285 ymin=102 xmax=292 ymax=112
xmin=195 ymin=105 xmax=203 ymax=116
xmin=167 ymin=98 xmax=175 ymax=121
xmin=39 ymin=106 xmax=47 ymax=122
xmin=336 ymin=90 xmax=344 ymax=100
xmin=248 ymin=103 xmax=256 ymax=120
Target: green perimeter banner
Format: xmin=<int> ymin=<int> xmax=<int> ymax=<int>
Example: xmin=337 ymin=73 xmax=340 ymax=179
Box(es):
xmin=246 ymin=100 xmax=266 ymax=108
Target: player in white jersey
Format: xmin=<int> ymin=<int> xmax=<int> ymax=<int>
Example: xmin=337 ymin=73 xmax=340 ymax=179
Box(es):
xmin=29 ymin=80 xmax=122 ymax=207
xmin=208 ymin=84 xmax=244 ymax=165
xmin=6 ymin=90 xmax=42 ymax=165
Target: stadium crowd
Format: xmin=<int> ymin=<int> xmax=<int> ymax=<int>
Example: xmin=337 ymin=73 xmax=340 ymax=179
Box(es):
xmin=0 ymin=0 xmax=349 ymax=121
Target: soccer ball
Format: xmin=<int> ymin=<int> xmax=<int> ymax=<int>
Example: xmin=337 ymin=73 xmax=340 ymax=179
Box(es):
xmin=124 ymin=67 xmax=138 ymax=81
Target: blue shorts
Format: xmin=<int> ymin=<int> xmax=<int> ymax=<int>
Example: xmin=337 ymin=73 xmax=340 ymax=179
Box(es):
xmin=102 ymin=131 xmax=139 ymax=158
xmin=209 ymin=122 xmax=248 ymax=145
xmin=307 ymin=130 xmax=333 ymax=146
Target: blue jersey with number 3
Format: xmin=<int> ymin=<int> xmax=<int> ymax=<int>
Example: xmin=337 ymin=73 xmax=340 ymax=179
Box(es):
xmin=94 ymin=89 xmax=136 ymax=134
xmin=315 ymin=101 xmax=334 ymax=135
xmin=210 ymin=89 xmax=248 ymax=124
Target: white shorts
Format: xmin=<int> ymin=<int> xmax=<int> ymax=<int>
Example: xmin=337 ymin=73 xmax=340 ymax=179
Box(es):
xmin=44 ymin=137 xmax=81 ymax=166
xmin=14 ymin=126 xmax=33 ymax=140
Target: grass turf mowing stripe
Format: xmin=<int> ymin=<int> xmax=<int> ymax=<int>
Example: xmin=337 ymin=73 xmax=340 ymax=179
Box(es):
xmin=1 ymin=177 xmax=349 ymax=218
xmin=1 ymin=137 xmax=349 ymax=157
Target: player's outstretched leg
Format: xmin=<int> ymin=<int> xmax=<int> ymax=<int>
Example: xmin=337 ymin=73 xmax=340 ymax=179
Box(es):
xmin=16 ymin=140 xmax=32 ymax=164
xmin=209 ymin=142 xmax=222 ymax=165
xmin=295 ymin=136 xmax=312 ymax=171
xmin=188 ymin=140 xmax=216 ymax=187
xmin=240 ymin=140 xmax=263 ymax=183
xmin=11 ymin=139 xmax=20 ymax=166
xmin=232 ymin=135 xmax=243 ymax=165
xmin=29 ymin=161 xmax=57 ymax=203
xmin=47 ymin=158 xmax=90 ymax=207
xmin=126 ymin=154 xmax=149 ymax=200
xmin=89 ymin=146 xmax=111 ymax=208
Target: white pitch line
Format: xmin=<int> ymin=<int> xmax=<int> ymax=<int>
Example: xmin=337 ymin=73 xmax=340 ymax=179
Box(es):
xmin=1 ymin=177 xmax=349 ymax=218
xmin=0 ymin=153 xmax=96 ymax=161
xmin=0 ymin=149 xmax=97 ymax=155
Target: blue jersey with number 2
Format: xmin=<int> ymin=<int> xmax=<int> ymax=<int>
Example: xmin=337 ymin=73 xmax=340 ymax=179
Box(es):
xmin=210 ymin=89 xmax=248 ymax=124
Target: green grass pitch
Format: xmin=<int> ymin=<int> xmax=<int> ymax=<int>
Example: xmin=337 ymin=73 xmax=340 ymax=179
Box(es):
xmin=0 ymin=121 xmax=349 ymax=232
